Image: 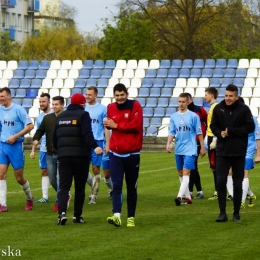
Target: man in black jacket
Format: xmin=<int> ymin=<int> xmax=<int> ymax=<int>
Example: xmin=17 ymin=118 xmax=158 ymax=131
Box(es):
xmin=53 ymin=93 xmax=102 ymax=225
xmin=210 ymin=84 xmax=255 ymax=222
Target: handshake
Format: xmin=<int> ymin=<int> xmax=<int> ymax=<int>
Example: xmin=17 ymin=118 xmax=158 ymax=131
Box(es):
xmin=209 ymin=137 xmax=217 ymax=150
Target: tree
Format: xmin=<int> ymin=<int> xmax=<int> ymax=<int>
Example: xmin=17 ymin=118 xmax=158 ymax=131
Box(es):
xmin=0 ymin=32 xmax=21 ymax=61
xmin=98 ymin=7 xmax=158 ymax=60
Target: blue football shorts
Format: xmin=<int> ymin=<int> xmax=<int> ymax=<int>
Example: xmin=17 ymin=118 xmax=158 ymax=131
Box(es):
xmin=244 ymin=157 xmax=254 ymax=171
xmin=39 ymin=151 xmax=47 ymax=169
xmin=91 ymin=140 xmax=103 ymax=167
xmin=0 ymin=142 xmax=25 ymax=170
xmin=101 ymin=152 xmax=110 ymax=170
xmin=175 ymin=154 xmax=196 ymax=171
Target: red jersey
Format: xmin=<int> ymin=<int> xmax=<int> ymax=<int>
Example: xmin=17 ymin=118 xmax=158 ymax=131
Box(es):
xmin=107 ymin=100 xmax=143 ymax=154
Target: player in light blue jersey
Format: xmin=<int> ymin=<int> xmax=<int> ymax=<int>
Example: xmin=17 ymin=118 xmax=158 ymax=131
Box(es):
xmin=166 ymin=93 xmax=206 ymax=206
xmin=85 ymin=86 xmax=113 ymax=204
xmin=30 ymin=93 xmax=51 ymax=203
xmin=0 ymin=87 xmax=34 ymax=212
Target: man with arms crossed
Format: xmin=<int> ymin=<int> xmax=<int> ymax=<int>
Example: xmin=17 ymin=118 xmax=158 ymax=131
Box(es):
xmin=0 ymin=87 xmax=34 ymax=212
xmin=166 ymin=93 xmax=206 ymax=206
xmin=30 ymin=93 xmax=51 ymax=203
xmin=104 ymin=83 xmax=143 ymax=227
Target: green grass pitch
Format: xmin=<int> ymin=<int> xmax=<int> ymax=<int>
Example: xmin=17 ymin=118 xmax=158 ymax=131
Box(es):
xmin=1 ymin=151 xmax=260 ymax=260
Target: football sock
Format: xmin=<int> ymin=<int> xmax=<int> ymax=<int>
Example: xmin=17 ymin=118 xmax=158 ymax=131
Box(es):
xmin=247 ymin=187 xmax=253 ymax=196
xmin=114 ymin=213 xmax=121 ymax=218
xmin=178 ymin=176 xmax=189 ymax=199
xmin=242 ymin=178 xmax=249 ymax=203
xmin=179 ymin=176 xmax=183 ymax=184
xmin=104 ymin=177 xmax=113 ymax=190
xmin=87 ymin=173 xmax=93 ymax=187
xmin=92 ymin=174 xmax=101 ymax=196
xmin=226 ymin=176 xmax=233 ymax=197
xmin=42 ymin=176 xmax=49 ymax=199
xmin=21 ymin=181 xmax=33 ymax=200
xmin=0 ymin=180 xmax=7 ymax=206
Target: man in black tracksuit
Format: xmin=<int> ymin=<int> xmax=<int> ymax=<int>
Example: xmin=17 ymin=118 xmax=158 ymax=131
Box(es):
xmin=210 ymin=84 xmax=255 ymax=222
xmin=53 ymin=93 xmax=102 ymax=225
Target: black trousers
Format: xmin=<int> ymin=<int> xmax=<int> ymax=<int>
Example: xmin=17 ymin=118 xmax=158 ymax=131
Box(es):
xmin=189 ymin=145 xmax=202 ymax=192
xmin=216 ymin=156 xmax=244 ymax=215
xmin=58 ymin=157 xmax=89 ymax=217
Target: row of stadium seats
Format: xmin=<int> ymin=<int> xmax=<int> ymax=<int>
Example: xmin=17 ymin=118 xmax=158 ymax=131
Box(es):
xmin=3 ymin=58 xmax=260 ymax=71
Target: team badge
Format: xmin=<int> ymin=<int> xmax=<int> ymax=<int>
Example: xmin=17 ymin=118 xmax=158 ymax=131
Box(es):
xmin=4 ymin=114 xmax=8 ymax=120
xmin=72 ymin=120 xmax=77 ymax=124
xmin=180 ymin=119 xmax=184 ymax=124
xmin=124 ymin=113 xmax=129 ymax=118
xmin=256 ymin=131 xmax=259 ymax=135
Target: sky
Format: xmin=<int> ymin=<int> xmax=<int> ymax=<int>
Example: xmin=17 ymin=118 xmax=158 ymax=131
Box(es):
xmin=61 ymin=0 xmax=119 ymax=33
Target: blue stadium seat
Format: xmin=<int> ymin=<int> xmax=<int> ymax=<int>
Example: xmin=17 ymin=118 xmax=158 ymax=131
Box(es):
xmin=216 ymin=59 xmax=227 ymax=68
xmin=152 ymin=78 xmax=164 ymax=88
xmin=146 ymin=125 xmax=157 ymax=136
xmin=100 ymin=69 xmax=112 ymax=79
xmin=161 ymin=88 xmax=172 ymax=97
xmin=221 ymin=78 xmax=232 ymax=88
xmin=35 ymin=69 xmax=46 ymax=79
xmin=171 ymin=59 xmax=182 ymax=69
xmin=74 ymin=78 xmax=86 ymax=88
xmin=20 ymin=79 xmax=31 ymax=89
xmin=165 ymin=107 xmax=176 ymax=117
xmin=31 ymin=79 xmax=42 ymax=89
xmin=15 ymin=88 xmax=26 ymax=98
xmin=138 ymin=88 xmax=149 ymax=97
xmin=212 ymin=69 xmax=224 ymax=78
xmin=28 ymin=60 xmax=39 ymax=70
xmin=157 ymin=69 xmax=167 ymax=78
xmin=24 ymin=69 xmax=35 ymax=79
xmin=235 ymin=68 xmax=247 ymax=78
xmin=193 ymin=59 xmax=204 ymax=68
xmin=143 ymin=107 xmax=153 ymax=117
xmin=227 ymin=59 xmax=238 ymax=68
xmin=157 ymin=97 xmax=169 ymax=108
xmin=205 ymin=59 xmax=215 ymax=68
xmin=82 ymin=60 xmax=93 ymax=69
xmin=136 ymin=97 xmax=145 ymax=107
xmin=71 ymin=88 xmax=82 ymax=95
xmin=182 ymin=59 xmax=193 ymax=68
xmin=190 ymin=68 xmax=201 ymax=78
xmin=145 ymin=69 xmax=157 ymax=78
xmin=94 ymin=60 xmax=104 ymax=69
xmin=224 ymin=69 xmax=235 ymax=78
xmin=233 ymin=78 xmax=244 ymax=88
xmin=167 ymin=69 xmax=179 ymax=78
xmin=143 ymin=117 xmax=150 ymax=127
xmin=179 ymin=68 xmax=190 ymax=78
xmin=165 ymin=78 xmax=176 ymax=88
xmin=9 ymin=79 xmax=19 ymax=89
xmin=78 ymin=69 xmax=90 ymax=79
xmin=17 ymin=60 xmax=28 ymax=70
xmin=193 ymin=97 xmax=203 ymax=106
xmin=10 ymin=89 xmax=15 ymax=97
xmin=13 ymin=69 xmax=24 ymax=79
xmin=141 ymin=78 xmax=153 ymax=88
xmin=201 ymin=68 xmax=212 ymax=78
xmin=150 ymin=117 xmax=162 ymax=126
xmin=85 ymin=78 xmax=97 ymax=87
xmin=145 ymin=97 xmax=157 ymax=107
xmin=97 ymin=78 xmax=108 ymax=88
xmin=209 ymin=78 xmax=221 ymax=87
xmin=89 ymin=69 xmax=101 ymax=78
xmin=39 ymin=60 xmax=50 ymax=70
xmin=12 ymin=98 xmax=22 ymax=105
xmin=22 ymin=98 xmax=33 ymax=108
xmin=160 ymin=60 xmax=171 ymax=69
xmin=149 ymin=88 xmax=160 ymax=97
xmin=26 ymin=88 xmax=37 ymax=98
xmin=97 ymin=88 xmax=105 ymax=97
xmin=218 ymin=88 xmax=226 ymax=97
xmin=168 ymin=97 xmax=178 ymax=107
xmin=105 ymin=60 xmax=116 ymax=69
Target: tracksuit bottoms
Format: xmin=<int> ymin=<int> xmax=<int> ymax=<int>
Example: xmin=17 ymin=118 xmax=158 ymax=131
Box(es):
xmin=109 ymin=153 xmax=140 ymax=218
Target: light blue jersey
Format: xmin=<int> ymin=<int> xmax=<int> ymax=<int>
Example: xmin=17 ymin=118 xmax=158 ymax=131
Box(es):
xmin=36 ymin=110 xmax=52 ymax=152
xmin=246 ymin=116 xmax=260 ymax=159
xmin=85 ymin=103 xmax=107 ymax=141
xmin=0 ymin=103 xmax=32 ymax=143
xmin=169 ymin=110 xmax=202 ymax=156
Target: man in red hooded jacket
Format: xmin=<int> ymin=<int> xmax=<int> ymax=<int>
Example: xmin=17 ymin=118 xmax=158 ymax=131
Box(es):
xmin=104 ymin=83 xmax=143 ymax=228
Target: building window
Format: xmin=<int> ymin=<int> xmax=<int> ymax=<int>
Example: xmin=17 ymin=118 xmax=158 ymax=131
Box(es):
xmin=1 ymin=12 xmax=5 ymax=28
xmin=11 ymin=13 xmax=15 ymax=28
xmin=24 ymin=15 xmax=28 ymax=32
xmin=18 ymin=14 xmax=21 ymax=31
xmin=5 ymin=13 xmax=9 ymax=29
